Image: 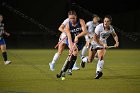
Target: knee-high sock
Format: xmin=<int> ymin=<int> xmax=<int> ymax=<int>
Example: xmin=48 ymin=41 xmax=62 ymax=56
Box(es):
xmin=73 ymin=61 xmax=77 ymax=67
xmin=63 ymin=61 xmax=70 ymax=72
xmin=51 ymin=53 xmax=60 ymax=64
xmin=81 ymin=46 xmax=88 ymax=58
xmin=96 ymin=60 xmax=104 ymax=72
xmin=68 ymin=55 xmax=77 ymax=69
xmin=2 ymin=52 xmax=7 ymax=61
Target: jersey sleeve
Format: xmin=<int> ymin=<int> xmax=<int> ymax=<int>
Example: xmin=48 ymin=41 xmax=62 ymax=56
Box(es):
xmin=62 ymin=18 xmax=69 ymax=26
xmin=86 ymin=21 xmax=91 ymax=27
xmin=110 ymin=25 xmax=115 ymax=33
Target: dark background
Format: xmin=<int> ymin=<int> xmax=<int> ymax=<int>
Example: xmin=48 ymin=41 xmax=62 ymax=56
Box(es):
xmin=0 ymin=0 xmax=140 ymax=49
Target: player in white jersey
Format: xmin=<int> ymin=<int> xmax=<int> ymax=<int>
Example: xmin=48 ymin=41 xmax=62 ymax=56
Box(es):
xmin=49 ymin=18 xmax=80 ymax=71
xmin=81 ymin=15 xmax=100 ymax=59
xmin=81 ymin=15 xmax=119 ymax=79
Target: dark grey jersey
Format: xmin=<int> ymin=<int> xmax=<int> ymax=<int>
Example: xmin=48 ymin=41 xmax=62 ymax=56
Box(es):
xmin=0 ymin=23 xmax=5 ymax=37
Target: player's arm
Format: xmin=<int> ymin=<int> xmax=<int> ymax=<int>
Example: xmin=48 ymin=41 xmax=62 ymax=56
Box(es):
xmin=112 ymin=31 xmax=119 ymax=47
xmin=4 ymin=28 xmax=10 ymax=37
xmin=65 ymin=23 xmax=73 ymax=50
xmin=75 ymin=19 xmax=88 ymax=42
xmin=58 ymin=24 xmax=65 ymax=32
xmin=93 ymin=34 xmax=105 ymax=46
xmin=85 ymin=24 xmax=90 ymax=36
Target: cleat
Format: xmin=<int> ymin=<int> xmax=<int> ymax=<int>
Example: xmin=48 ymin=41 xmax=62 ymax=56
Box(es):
xmin=49 ymin=63 xmax=55 ymax=71
xmin=67 ymin=69 xmax=72 ymax=75
xmin=5 ymin=60 xmax=11 ymax=65
xmin=72 ymin=66 xmax=80 ymax=70
xmin=95 ymin=71 xmax=103 ymax=79
xmin=80 ymin=61 xmax=85 ymax=68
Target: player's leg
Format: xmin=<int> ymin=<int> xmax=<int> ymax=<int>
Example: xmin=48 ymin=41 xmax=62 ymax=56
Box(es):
xmin=81 ymin=41 xmax=97 ymax=68
xmin=95 ymin=49 xmax=106 ymax=79
xmin=81 ymin=42 xmax=89 ymax=57
xmin=57 ymin=44 xmax=78 ymax=78
xmin=81 ymin=35 xmax=90 ymax=59
xmin=0 ymin=41 xmax=11 ymax=65
xmin=80 ymin=47 xmax=97 ymax=68
xmin=49 ymin=42 xmax=66 ymax=71
xmin=67 ymin=46 xmax=78 ymax=75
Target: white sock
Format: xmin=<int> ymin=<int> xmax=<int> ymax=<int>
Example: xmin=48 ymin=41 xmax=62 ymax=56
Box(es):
xmin=51 ymin=53 xmax=60 ymax=64
xmin=82 ymin=56 xmax=88 ymax=63
xmin=73 ymin=62 xmax=77 ymax=67
xmin=81 ymin=46 xmax=88 ymax=57
xmin=96 ymin=60 xmax=104 ymax=72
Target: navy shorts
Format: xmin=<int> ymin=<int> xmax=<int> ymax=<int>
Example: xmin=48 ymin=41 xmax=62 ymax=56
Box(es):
xmin=0 ymin=38 xmax=6 ymax=45
xmin=66 ymin=39 xmax=85 ymax=51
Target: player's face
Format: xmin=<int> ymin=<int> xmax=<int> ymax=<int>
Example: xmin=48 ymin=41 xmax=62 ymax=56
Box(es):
xmin=0 ymin=16 xmax=3 ymax=22
xmin=93 ymin=17 xmax=99 ymax=24
xmin=69 ymin=15 xmax=77 ymax=24
xmin=103 ymin=18 xmax=111 ymax=28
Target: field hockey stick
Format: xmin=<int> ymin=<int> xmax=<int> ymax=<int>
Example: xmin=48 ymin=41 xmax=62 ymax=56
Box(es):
xmin=95 ymin=45 xmax=116 ymax=50
xmin=107 ymin=46 xmax=116 ymax=49
xmin=54 ymin=36 xmax=67 ymax=48
xmin=56 ymin=42 xmax=76 ymax=78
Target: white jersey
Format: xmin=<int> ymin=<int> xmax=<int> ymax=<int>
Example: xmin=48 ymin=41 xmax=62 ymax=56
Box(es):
xmin=62 ymin=18 xmax=69 ymax=26
xmin=59 ymin=18 xmax=69 ymax=43
xmin=85 ymin=21 xmax=99 ymax=41
xmin=95 ymin=23 xmax=115 ymax=44
xmin=86 ymin=21 xmax=99 ymax=37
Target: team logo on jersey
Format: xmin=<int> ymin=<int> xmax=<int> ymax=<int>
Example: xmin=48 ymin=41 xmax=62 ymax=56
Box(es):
xmin=70 ymin=27 xmax=82 ymax=33
xmin=100 ymin=32 xmax=111 ymax=39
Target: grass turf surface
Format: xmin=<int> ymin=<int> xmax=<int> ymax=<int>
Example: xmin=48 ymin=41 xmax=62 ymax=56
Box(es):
xmin=0 ymin=49 xmax=140 ymax=93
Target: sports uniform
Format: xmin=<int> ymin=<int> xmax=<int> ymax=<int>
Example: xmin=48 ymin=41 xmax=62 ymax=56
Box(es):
xmin=85 ymin=21 xmax=99 ymax=42
xmin=90 ymin=23 xmax=115 ymax=50
xmin=58 ymin=18 xmax=69 ymax=44
xmin=81 ymin=21 xmax=99 ymax=59
xmin=0 ymin=23 xmax=6 ymax=45
xmin=0 ymin=22 xmax=11 ymax=65
xmin=49 ymin=18 xmax=80 ymax=71
xmin=66 ymin=19 xmax=85 ymax=50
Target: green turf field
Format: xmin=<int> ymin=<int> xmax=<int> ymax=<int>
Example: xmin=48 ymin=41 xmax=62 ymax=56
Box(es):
xmin=0 ymin=49 xmax=140 ymax=93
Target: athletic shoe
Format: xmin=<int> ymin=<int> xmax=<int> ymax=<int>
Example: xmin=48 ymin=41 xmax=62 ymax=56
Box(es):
xmin=72 ymin=66 xmax=80 ymax=70
xmin=49 ymin=63 xmax=55 ymax=71
xmin=67 ymin=69 xmax=72 ymax=75
xmin=95 ymin=71 xmax=103 ymax=79
xmin=5 ymin=60 xmax=11 ymax=65
xmin=80 ymin=61 xmax=85 ymax=68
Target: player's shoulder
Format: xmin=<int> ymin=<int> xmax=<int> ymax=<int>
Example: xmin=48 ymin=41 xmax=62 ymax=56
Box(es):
xmin=63 ymin=18 xmax=69 ymax=23
xmin=62 ymin=18 xmax=69 ymax=25
xmin=109 ymin=25 xmax=115 ymax=31
xmin=96 ymin=23 xmax=103 ymax=28
xmin=86 ymin=21 xmax=93 ymax=25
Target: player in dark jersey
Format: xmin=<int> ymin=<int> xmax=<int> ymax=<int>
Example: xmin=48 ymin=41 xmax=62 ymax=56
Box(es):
xmin=0 ymin=14 xmax=11 ymax=65
xmin=56 ymin=10 xmax=87 ymax=79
